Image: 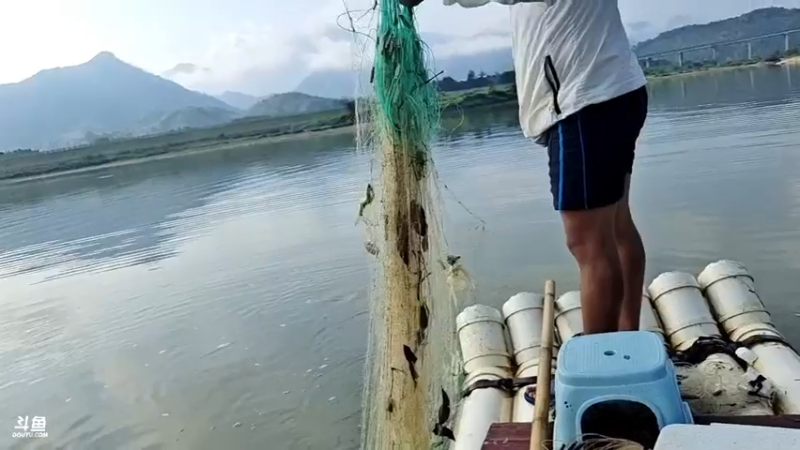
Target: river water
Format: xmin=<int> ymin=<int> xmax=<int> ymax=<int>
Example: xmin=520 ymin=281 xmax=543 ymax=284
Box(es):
xmin=2 ymin=65 xmax=800 ymax=449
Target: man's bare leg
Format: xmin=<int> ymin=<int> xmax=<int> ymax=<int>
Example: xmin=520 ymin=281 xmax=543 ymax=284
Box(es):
xmin=561 ymin=204 xmax=625 ymax=335
xmin=615 ymin=175 xmax=646 ymax=331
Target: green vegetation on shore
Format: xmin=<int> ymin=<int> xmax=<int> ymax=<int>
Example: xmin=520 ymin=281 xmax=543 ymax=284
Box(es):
xmin=0 ymin=86 xmax=517 ymax=182
xmin=0 ymin=110 xmax=352 ymax=182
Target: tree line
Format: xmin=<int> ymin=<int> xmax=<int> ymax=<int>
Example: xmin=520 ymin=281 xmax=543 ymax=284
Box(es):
xmin=437 ymin=70 xmax=516 ymax=92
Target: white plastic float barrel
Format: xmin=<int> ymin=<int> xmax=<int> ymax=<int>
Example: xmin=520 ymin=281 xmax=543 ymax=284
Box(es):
xmin=697 ymin=260 xmax=782 ymax=342
xmin=648 ymin=272 xmax=722 ymax=351
xmin=502 ymin=292 xmax=548 ymax=367
xmin=641 ymin=288 xmax=667 ymax=342
xmin=736 ymin=342 xmax=800 ymax=413
xmin=456 ymin=305 xmax=512 ymax=374
xmin=699 ymin=260 xmax=800 ymax=414
xmin=511 ymin=356 xmax=557 ymax=423
xmin=454 ymin=367 xmax=513 ymax=450
xmin=502 ymin=293 xmax=559 ymax=423
xmin=555 ymin=291 xmax=583 ymax=342
xmin=555 ymin=290 xmax=666 ymax=342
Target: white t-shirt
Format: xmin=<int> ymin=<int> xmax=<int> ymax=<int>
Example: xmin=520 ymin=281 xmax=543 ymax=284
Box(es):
xmin=508 ymin=0 xmax=646 ymax=141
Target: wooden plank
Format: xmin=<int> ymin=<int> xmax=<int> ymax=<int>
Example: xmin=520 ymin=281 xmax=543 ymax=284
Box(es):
xmin=481 ymin=416 xmax=800 ymax=449
xmin=484 ymin=422 xmax=529 ymax=448
xmin=482 ymin=423 xmax=550 ymax=450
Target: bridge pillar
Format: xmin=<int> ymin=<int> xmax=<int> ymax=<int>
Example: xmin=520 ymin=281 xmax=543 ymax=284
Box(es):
xmin=711 ymin=47 xmax=717 ymax=61
xmin=677 ymin=51 xmax=684 ymax=67
xmin=646 ymin=58 xmax=651 ymax=68
xmin=786 ymin=33 xmax=791 ymax=52
xmin=747 ymin=41 xmax=753 ymax=60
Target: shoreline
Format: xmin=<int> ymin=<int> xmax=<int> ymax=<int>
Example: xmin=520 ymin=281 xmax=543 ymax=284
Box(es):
xmin=0 ymin=97 xmax=517 ymax=185
xmin=0 ymin=125 xmax=356 ymax=185
xmin=779 ymin=55 xmax=800 ymax=66
xmin=3 ymin=58 xmax=796 ymax=185
xmin=646 ymin=62 xmax=760 ymax=81
xmin=644 ymin=56 xmax=800 ymax=81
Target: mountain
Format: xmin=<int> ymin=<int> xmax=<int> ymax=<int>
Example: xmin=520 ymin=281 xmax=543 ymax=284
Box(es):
xmin=0 ymin=52 xmax=236 ymax=151
xmin=634 ymin=7 xmax=800 ymax=61
xmin=139 ymin=106 xmax=240 ymax=134
xmin=294 ymin=70 xmax=365 ymax=100
xmin=295 ymin=48 xmax=513 ymax=98
xmin=216 ymin=91 xmax=261 ymax=110
xmin=245 ymin=92 xmax=348 ymax=117
xmin=626 ymin=21 xmax=662 ymax=45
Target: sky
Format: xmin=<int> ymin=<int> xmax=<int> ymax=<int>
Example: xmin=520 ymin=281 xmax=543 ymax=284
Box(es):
xmin=1 ymin=0 xmax=798 ymax=95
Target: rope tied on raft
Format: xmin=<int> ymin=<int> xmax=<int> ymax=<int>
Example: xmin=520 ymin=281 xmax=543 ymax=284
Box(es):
xmin=460 ymin=375 xmax=538 ymax=398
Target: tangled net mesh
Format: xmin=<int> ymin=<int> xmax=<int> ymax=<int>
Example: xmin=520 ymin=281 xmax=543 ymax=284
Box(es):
xmin=343 ymin=0 xmax=472 ymax=449
xmin=564 ymin=436 xmax=646 ymax=450
xmin=675 ymin=355 xmax=774 ymax=415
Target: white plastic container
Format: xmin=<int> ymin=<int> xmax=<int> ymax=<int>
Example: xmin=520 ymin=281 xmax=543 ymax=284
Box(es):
xmin=648 ymin=271 xmax=721 ymax=351
xmin=555 ymin=289 xmax=665 ymax=341
xmin=641 ymin=288 xmax=667 ymax=341
xmin=698 ymin=261 xmax=800 ymax=414
xmin=454 ymin=367 xmax=513 ymax=450
xmin=456 ymin=305 xmax=512 ymax=374
xmin=511 ymin=356 xmax=557 ymax=423
xmin=698 ymin=260 xmax=783 ymax=342
xmin=746 ymin=342 xmax=800 ymax=414
xmin=655 ymin=423 xmax=800 ymax=450
xmin=502 ymin=292 xmax=547 ymax=367
xmin=555 ymin=290 xmax=583 ymax=342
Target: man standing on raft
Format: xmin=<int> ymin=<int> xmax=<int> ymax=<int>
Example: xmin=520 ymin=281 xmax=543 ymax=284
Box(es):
xmin=401 ymin=0 xmax=648 ymax=335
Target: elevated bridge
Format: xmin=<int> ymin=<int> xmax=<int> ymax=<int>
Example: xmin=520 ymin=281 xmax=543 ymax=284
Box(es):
xmin=637 ymin=28 xmax=800 ymax=67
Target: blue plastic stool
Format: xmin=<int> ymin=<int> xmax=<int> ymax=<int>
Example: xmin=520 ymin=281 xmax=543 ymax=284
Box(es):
xmin=552 ymin=331 xmax=692 ymax=448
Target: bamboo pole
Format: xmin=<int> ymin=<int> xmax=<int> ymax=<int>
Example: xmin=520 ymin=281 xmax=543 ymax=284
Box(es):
xmin=530 ymin=279 xmax=556 ymax=450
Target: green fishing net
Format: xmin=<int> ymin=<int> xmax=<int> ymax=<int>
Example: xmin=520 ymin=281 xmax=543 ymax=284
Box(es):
xmin=350 ymin=0 xmax=472 ymax=448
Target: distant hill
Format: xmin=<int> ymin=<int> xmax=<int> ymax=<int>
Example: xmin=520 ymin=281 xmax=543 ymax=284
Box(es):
xmin=0 ymin=52 xmax=236 ymax=151
xmin=140 ymin=106 xmax=240 ymax=134
xmin=245 ymin=92 xmax=348 ymax=117
xmin=294 ymin=70 xmax=365 ymax=100
xmin=634 ymin=7 xmax=800 ymax=62
xmin=215 ymin=91 xmax=261 ymax=110
xmin=295 ymin=48 xmax=513 ymax=98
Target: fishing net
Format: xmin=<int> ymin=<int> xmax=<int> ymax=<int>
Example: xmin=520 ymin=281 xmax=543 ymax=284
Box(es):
xmin=344 ymin=0 xmax=473 ymax=448
xmin=675 ymin=356 xmax=774 ymax=416
xmin=564 ymin=437 xmax=645 ymax=450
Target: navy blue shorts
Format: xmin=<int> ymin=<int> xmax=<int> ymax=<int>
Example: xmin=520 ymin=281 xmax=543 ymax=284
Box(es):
xmin=546 ymin=86 xmax=648 ymax=211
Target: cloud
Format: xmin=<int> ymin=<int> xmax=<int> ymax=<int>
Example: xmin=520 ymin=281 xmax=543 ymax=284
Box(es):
xmin=665 ymin=14 xmax=696 ymax=30
xmin=165 ymin=0 xmax=753 ymax=96
xmin=159 ymin=1 xmax=374 ymax=95
xmin=162 ymin=63 xmax=210 ymax=78
xmin=162 ymin=0 xmax=514 ymax=96
xmin=433 ymin=30 xmax=510 ymax=58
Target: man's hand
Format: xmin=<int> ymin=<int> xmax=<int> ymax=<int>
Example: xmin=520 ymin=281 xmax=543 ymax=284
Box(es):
xmin=399 ymin=0 xmax=424 ymax=7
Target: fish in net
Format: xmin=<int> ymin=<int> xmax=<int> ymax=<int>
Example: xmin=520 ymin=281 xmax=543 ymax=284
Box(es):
xmin=343 ymin=0 xmax=473 ymax=448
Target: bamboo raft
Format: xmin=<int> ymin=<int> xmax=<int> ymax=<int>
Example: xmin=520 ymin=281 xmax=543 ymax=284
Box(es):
xmin=449 ymin=260 xmax=800 ymax=449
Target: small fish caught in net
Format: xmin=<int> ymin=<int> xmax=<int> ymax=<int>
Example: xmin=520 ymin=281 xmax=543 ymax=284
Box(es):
xmin=342 ymin=0 xmax=473 ymax=448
